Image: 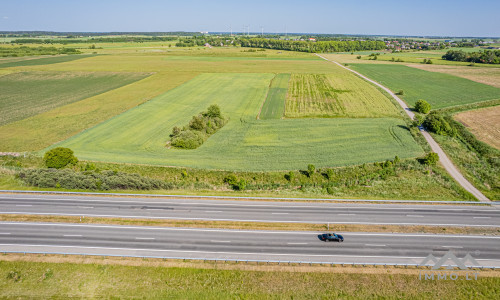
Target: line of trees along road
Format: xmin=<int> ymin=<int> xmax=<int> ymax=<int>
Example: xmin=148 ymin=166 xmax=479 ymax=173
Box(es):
xmin=240 ymin=38 xmax=386 ymax=53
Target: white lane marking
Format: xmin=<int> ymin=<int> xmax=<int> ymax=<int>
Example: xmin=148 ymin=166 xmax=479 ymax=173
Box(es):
xmin=1 ymin=196 xmax=493 ymax=212
xmin=15 ymin=205 xmax=32 ymax=207
xmin=135 ymin=237 xmax=155 ymax=240
xmin=1 ymin=213 xmax=498 ymax=228
xmin=287 ymin=242 xmax=308 ymax=245
xmin=406 ymin=215 xmax=424 ymax=217
xmin=473 ymin=217 xmax=491 ymax=219
xmin=78 ymin=206 xmax=94 ymax=209
xmin=442 ymin=246 xmax=463 ymax=249
xmin=2 ymin=222 xmax=500 ymax=238
xmin=272 ymin=213 xmax=289 ymax=215
xmin=146 ymin=209 xmax=163 ymax=211
xmin=0 ymin=233 xmax=11 ymax=235
xmin=365 ymin=244 xmax=386 ymax=247
xmin=211 ymin=240 xmax=231 ymax=243
xmin=205 ymin=211 xmax=222 ymax=213
xmin=63 ymin=235 xmax=82 ymax=237
xmin=338 ymin=214 xmax=356 ymax=216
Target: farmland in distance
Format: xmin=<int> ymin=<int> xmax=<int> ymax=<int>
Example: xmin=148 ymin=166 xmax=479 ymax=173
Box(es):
xmin=349 ymin=64 xmax=500 ymax=109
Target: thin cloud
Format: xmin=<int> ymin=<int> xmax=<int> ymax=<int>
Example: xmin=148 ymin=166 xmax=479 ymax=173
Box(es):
xmin=2 ymin=16 xmax=8 ymax=19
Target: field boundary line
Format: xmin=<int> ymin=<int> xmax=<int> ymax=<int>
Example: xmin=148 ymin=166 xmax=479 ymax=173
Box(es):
xmin=316 ymin=54 xmax=490 ymax=203
xmin=0 ymin=190 xmax=493 ymax=205
xmin=256 ymin=73 xmax=277 ymax=119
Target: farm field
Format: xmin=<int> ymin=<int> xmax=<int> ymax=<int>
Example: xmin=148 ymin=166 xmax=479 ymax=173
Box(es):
xmin=259 ymin=73 xmax=290 ymax=119
xmin=454 ymin=105 xmax=500 ymax=150
xmin=0 ymin=71 xmax=150 ymax=126
xmin=0 ymin=54 xmax=97 ymax=68
xmin=408 ymin=64 xmax=500 ymax=88
xmin=285 ymin=73 xmax=399 ymax=118
xmin=349 ymin=64 xmax=500 ymax=109
xmin=53 ymin=73 xmax=422 ymax=171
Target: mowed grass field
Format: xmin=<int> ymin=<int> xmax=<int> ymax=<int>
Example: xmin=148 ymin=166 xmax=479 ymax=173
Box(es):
xmin=349 ymin=64 xmax=500 ymax=109
xmin=0 ymin=71 xmax=149 ymax=125
xmin=259 ymin=73 xmax=290 ymax=119
xmin=285 ymin=73 xmax=399 ymax=118
xmin=53 ymin=73 xmax=423 ymax=171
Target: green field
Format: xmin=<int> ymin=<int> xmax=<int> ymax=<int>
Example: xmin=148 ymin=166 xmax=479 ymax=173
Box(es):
xmin=286 ymin=73 xmax=400 ymax=118
xmin=1 ymin=260 xmax=499 ymax=299
xmin=259 ymin=73 xmax=290 ymax=119
xmin=52 ymin=73 xmax=422 ymax=171
xmin=0 ymin=71 xmax=150 ymax=126
xmin=0 ymin=54 xmax=96 ymax=68
xmin=350 ymin=64 xmax=500 ymax=109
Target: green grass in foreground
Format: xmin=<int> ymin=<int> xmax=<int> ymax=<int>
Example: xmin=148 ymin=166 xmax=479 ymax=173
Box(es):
xmin=0 ymin=71 xmax=150 ymax=126
xmin=0 ymin=261 xmax=498 ymax=299
xmin=350 ymin=64 xmax=500 ymax=109
xmin=52 ymin=73 xmax=423 ymax=171
xmin=259 ymin=73 xmax=289 ymax=119
xmin=0 ymin=54 xmax=97 ymax=68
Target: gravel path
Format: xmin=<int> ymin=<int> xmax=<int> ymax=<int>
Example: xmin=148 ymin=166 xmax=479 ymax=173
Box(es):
xmin=316 ymin=54 xmax=490 ymax=202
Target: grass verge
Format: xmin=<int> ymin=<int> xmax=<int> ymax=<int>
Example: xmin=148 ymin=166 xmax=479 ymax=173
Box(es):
xmin=0 ymin=257 xmax=498 ymax=299
xmin=1 ymin=214 xmax=498 ymax=235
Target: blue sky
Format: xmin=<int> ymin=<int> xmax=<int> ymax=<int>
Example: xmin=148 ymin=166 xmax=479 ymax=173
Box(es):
xmin=1 ymin=0 xmax=499 ymax=37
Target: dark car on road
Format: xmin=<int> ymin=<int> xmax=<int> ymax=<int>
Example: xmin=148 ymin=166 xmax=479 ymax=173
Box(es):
xmin=320 ymin=233 xmax=344 ymax=242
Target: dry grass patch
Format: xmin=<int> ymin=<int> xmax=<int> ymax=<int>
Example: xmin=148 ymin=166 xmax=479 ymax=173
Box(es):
xmin=454 ymin=105 xmax=500 ymax=150
xmin=408 ymin=63 xmax=500 ymax=88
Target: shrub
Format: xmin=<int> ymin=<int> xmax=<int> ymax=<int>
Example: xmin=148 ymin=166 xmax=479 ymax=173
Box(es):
xmin=422 ymin=152 xmax=439 ymax=165
xmin=426 ymin=59 xmax=433 ymax=64
xmin=356 ymin=55 xmax=361 ymax=59
xmin=326 ymin=169 xmax=334 ymax=180
xmin=414 ymin=99 xmax=431 ymax=114
xmin=171 ymin=130 xmax=206 ymax=149
xmin=284 ymin=171 xmax=295 ymax=182
xmin=307 ymin=164 xmax=316 ymax=177
xmin=204 ymin=104 xmax=222 ymax=118
xmin=43 ymin=147 xmax=78 ymax=169
xmin=223 ymin=174 xmax=246 ymax=190
xmin=396 ymin=90 xmax=404 ymax=95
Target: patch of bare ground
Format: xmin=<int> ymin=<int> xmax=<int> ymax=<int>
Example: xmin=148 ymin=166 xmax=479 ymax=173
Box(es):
xmin=1 ymin=214 xmax=499 ymax=235
xmin=454 ymin=105 xmax=500 ymax=150
xmin=408 ymin=63 xmax=500 ymax=88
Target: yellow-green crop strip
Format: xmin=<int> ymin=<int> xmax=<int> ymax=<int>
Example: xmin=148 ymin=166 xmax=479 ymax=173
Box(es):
xmin=51 ymin=73 xmax=423 ymax=171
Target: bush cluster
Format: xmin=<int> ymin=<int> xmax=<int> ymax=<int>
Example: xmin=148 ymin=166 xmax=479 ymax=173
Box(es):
xmin=170 ymin=105 xmax=227 ymax=149
xmin=223 ymin=174 xmax=247 ymax=191
xmin=442 ymin=50 xmax=500 ymax=64
xmin=423 ymin=112 xmax=456 ymax=136
xmin=18 ymin=169 xmax=173 ymax=191
xmin=422 ymin=152 xmax=439 ymax=165
xmin=0 ymin=46 xmax=81 ymax=57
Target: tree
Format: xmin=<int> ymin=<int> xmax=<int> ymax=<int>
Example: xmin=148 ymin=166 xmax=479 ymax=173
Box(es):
xmin=422 ymin=152 xmax=439 ymax=165
xmin=307 ymin=164 xmax=316 ymax=177
xmin=285 ymin=171 xmax=295 ymax=182
xmin=204 ymin=104 xmax=222 ymax=118
xmin=414 ymin=99 xmax=431 ymax=114
xmin=43 ymin=147 xmax=78 ymax=169
xmin=326 ymin=169 xmax=334 ymax=180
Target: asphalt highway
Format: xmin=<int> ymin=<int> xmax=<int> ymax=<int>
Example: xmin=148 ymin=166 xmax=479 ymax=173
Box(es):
xmin=1 ymin=194 xmax=499 ymax=227
xmin=1 ymin=222 xmax=499 ymax=266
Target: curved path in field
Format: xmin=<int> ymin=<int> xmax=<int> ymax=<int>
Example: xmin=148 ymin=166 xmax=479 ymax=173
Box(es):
xmin=316 ymin=54 xmax=490 ymax=202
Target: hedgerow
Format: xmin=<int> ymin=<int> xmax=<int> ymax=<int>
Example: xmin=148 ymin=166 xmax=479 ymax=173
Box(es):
xmin=18 ymin=169 xmax=174 ymax=191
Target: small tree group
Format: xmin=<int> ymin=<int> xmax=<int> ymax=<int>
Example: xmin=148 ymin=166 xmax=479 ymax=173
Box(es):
xmin=169 ymin=105 xmax=227 ymax=149
xmin=414 ymin=99 xmax=431 ymax=114
xmin=422 ymin=152 xmax=439 ymax=165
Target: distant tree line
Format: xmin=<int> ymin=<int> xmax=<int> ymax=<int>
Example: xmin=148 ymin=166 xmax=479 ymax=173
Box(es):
xmin=239 ymin=38 xmax=386 ymax=53
xmin=442 ymin=50 xmax=500 ymax=64
xmin=0 ymin=46 xmax=81 ymax=57
xmin=11 ymin=36 xmax=178 ymax=44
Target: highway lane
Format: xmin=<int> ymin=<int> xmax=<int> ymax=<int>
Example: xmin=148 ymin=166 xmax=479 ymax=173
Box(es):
xmin=0 ymin=194 xmax=499 ymax=227
xmin=1 ymin=222 xmax=499 ymax=266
